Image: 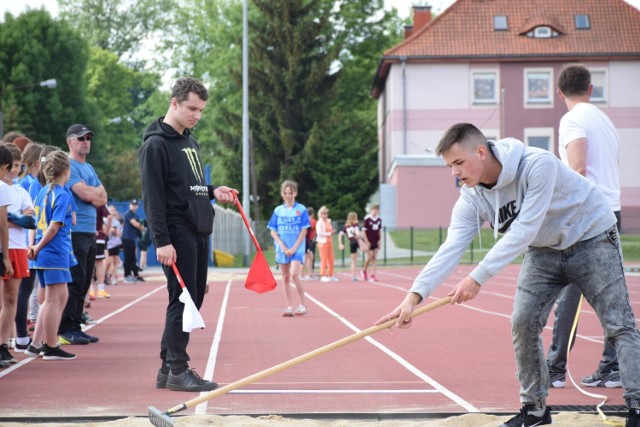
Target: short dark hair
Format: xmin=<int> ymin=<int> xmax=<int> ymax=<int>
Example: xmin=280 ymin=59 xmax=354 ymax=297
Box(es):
xmin=171 ymin=77 xmax=209 ymax=103
xmin=4 ymin=142 xmax=22 ymax=162
xmin=436 ymin=123 xmax=487 ymax=155
xmin=0 ymin=145 xmax=13 ymax=169
xmin=558 ymin=63 xmax=590 ymax=97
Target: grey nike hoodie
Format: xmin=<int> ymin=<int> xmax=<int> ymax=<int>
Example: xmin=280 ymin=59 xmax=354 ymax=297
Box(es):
xmin=410 ymin=137 xmax=616 ymax=299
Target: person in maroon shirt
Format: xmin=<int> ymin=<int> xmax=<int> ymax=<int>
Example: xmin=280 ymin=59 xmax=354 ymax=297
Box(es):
xmin=361 ymin=204 xmax=381 ymax=282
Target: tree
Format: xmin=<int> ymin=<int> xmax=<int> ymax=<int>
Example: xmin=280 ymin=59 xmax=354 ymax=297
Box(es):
xmin=0 ymin=10 xmax=91 ymax=145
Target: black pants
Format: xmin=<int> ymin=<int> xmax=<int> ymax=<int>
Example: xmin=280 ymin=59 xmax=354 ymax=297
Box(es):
xmin=59 ymin=233 xmax=96 ymax=334
xmin=122 ymin=238 xmax=139 ymax=277
xmin=15 ymin=274 xmax=37 ymax=338
xmin=160 ymin=225 xmax=210 ymax=373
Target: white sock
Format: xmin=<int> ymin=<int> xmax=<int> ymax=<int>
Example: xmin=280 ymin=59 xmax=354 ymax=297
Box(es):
xmin=98 ymin=283 xmax=105 ymax=291
xmin=16 ymin=336 xmax=30 ymax=345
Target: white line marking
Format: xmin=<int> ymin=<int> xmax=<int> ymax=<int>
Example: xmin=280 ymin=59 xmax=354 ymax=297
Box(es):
xmin=196 ymin=278 xmax=233 ymax=414
xmin=304 ymin=293 xmax=479 ymax=412
xmin=227 ymin=389 xmax=440 ymax=394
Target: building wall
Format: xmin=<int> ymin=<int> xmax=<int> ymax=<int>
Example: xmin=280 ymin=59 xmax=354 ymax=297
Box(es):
xmin=379 ymin=60 xmax=640 ymax=232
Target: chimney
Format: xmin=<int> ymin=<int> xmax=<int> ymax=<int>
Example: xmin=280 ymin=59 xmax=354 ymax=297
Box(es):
xmin=413 ymin=5 xmax=432 ymax=32
xmin=404 ymin=24 xmax=414 ymax=39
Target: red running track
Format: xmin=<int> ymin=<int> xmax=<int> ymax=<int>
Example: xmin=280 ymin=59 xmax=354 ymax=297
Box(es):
xmin=0 ymin=264 xmax=638 ymax=419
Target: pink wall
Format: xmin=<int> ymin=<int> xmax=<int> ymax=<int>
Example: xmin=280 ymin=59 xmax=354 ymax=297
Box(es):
xmin=394 ymin=165 xmax=461 ymax=228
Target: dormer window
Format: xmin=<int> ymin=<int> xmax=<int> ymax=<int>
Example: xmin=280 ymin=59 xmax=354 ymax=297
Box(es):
xmin=575 ymin=14 xmax=591 ymax=29
xmin=525 ymin=25 xmax=560 ymax=38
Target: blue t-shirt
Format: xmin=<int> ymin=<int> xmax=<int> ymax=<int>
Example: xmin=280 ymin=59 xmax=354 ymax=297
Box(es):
xmin=33 ymin=184 xmax=77 ymax=269
xmin=18 ymin=174 xmax=37 ymax=193
xmin=69 ymin=159 xmax=102 ymax=233
xmin=122 ymin=209 xmax=140 ymax=240
xmin=267 ymin=202 xmax=310 ymax=261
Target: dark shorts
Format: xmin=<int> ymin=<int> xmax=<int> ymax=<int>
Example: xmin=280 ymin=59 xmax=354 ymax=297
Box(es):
xmin=305 ymin=240 xmax=316 ymax=254
xmin=138 ymin=240 xmax=151 ymax=251
xmin=108 ymin=245 xmax=121 ymax=256
xmin=368 ymin=241 xmax=380 ymax=251
xmin=96 ymin=241 xmax=106 ymax=260
xmin=349 ymin=240 xmax=359 ymax=254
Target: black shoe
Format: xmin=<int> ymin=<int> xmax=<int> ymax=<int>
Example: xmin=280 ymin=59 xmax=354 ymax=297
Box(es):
xmin=0 ymin=344 xmax=17 ymax=364
xmin=500 ymin=405 xmax=552 ymax=427
xmin=627 ymin=408 xmax=640 ymax=427
xmin=24 ymin=343 xmax=43 ymax=357
xmin=136 ymin=276 xmax=146 ymax=282
xmin=15 ymin=338 xmax=32 ymax=353
xmin=77 ymin=330 xmax=99 ymax=343
xmin=42 ymin=344 xmax=76 ymax=360
xmin=166 ymin=369 xmax=218 ymax=392
xmin=157 ymin=368 xmax=169 ymax=389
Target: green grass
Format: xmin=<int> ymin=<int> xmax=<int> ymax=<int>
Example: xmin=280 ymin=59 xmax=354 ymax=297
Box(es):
xmin=223 ymin=230 xmax=640 ymax=268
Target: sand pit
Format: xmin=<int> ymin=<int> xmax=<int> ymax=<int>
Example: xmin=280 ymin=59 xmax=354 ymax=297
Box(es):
xmin=0 ymin=412 xmax=628 ymax=427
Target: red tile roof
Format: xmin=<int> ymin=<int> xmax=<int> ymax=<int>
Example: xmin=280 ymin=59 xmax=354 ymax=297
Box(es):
xmin=372 ymin=0 xmax=640 ymax=97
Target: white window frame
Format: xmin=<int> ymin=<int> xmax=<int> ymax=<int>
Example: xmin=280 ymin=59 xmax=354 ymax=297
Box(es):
xmin=589 ymin=68 xmax=607 ymax=104
xmin=472 ymin=70 xmax=499 ymax=105
xmin=524 ymin=68 xmax=554 ymax=107
xmin=524 ymin=127 xmax=554 ymax=152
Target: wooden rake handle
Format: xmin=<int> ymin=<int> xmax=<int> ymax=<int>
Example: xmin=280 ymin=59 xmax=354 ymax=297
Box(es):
xmin=165 ymin=295 xmax=452 ymax=415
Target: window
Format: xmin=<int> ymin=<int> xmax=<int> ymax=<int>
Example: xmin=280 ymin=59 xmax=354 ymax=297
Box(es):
xmin=590 ymin=70 xmax=606 ymax=103
xmin=524 ymin=127 xmax=554 ymax=151
xmin=575 ymin=14 xmax=590 ymax=30
xmin=472 ymin=71 xmax=498 ymax=104
xmin=534 ymin=26 xmax=551 ymax=38
xmin=525 ymin=69 xmax=553 ymax=105
xmin=494 ymin=15 xmax=508 ymax=31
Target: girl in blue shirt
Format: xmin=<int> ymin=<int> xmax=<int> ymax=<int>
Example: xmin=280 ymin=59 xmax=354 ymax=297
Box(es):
xmin=27 ymin=151 xmax=77 ymax=361
xmin=268 ymin=180 xmax=310 ymax=317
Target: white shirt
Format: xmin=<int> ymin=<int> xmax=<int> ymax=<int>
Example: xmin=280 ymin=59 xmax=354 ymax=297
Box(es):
xmin=559 ymin=102 xmax=620 ymax=211
xmin=6 ymin=184 xmax=34 ymax=249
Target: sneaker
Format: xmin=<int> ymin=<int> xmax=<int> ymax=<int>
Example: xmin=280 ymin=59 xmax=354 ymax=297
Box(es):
xmin=369 ymin=274 xmax=378 ymax=282
xmin=500 ymin=405 xmax=552 ymax=427
xmin=627 ymin=407 xmax=640 ymax=427
xmin=82 ymin=312 xmax=97 ymax=325
xmin=88 ymin=289 xmax=96 ymax=300
xmin=24 ymin=344 xmax=43 ymax=357
xmin=97 ymin=289 xmax=111 ymax=299
xmin=320 ymin=276 xmax=331 ymax=283
xmin=42 ymin=344 xmax=76 ymax=360
xmin=0 ymin=344 xmax=17 ymax=364
xmin=125 ymin=276 xmax=137 ymax=283
xmin=352 ymin=276 xmax=358 ymax=282
xmin=549 ymin=372 xmax=566 ymax=388
xmin=581 ymin=370 xmax=622 ymax=388
xmin=282 ymin=307 xmax=294 ymax=317
xmin=0 ymin=359 xmax=7 ymax=368
xmin=301 ymin=275 xmax=311 ymax=281
xmin=166 ymin=368 xmax=218 ymax=392
xmin=8 ymin=338 xmax=16 ymax=349
xmin=136 ymin=276 xmax=146 ymax=282
xmin=58 ymin=331 xmax=90 ymax=345
xmin=330 ymin=276 xmax=339 ymax=282
xmin=361 ymin=270 xmax=368 ymax=281
xmin=77 ymin=330 xmax=99 ymax=343
xmin=156 ymin=368 xmax=169 ymax=389
xmin=15 ymin=338 xmax=32 ymax=353
xmin=295 ymin=305 xmax=308 ymax=316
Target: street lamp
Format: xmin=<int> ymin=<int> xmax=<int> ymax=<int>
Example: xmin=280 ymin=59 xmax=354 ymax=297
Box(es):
xmin=0 ymin=78 xmax=58 ymax=138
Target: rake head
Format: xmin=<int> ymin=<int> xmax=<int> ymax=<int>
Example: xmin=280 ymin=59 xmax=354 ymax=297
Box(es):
xmin=148 ymin=406 xmax=176 ymax=427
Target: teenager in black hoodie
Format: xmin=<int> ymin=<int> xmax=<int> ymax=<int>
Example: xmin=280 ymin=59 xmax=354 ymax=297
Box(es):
xmin=139 ymin=77 xmax=236 ymax=392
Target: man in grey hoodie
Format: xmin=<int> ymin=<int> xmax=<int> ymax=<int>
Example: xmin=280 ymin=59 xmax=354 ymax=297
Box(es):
xmin=376 ymin=123 xmax=640 ymax=427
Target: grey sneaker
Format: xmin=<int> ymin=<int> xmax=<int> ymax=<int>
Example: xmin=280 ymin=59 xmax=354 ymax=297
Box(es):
xmin=549 ymin=372 xmax=566 ymax=388
xmin=166 ymin=369 xmax=218 ymax=392
xmin=581 ymin=370 xmax=622 ymax=388
xmin=156 ymin=368 xmax=169 ymax=389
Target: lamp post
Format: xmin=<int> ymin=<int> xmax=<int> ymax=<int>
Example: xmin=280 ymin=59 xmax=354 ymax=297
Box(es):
xmin=0 ymin=78 xmax=57 ymax=138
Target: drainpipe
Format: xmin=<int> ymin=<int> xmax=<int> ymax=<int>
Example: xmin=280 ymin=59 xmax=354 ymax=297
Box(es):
xmin=400 ymin=56 xmax=408 ymax=154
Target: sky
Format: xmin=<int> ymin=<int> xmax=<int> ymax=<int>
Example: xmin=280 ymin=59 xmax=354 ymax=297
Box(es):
xmin=2 ymin=0 xmax=640 ymax=21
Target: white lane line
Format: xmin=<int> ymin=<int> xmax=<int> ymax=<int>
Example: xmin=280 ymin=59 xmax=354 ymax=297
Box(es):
xmin=0 ymin=284 xmax=167 ymax=378
xmin=227 ymin=389 xmax=440 ymax=394
xmin=196 ymin=278 xmax=233 ymax=414
xmin=305 ymin=293 xmax=479 ymax=413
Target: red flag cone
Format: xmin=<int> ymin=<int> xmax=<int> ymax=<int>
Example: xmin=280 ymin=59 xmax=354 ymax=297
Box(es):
xmin=245 ymin=250 xmax=277 ymax=293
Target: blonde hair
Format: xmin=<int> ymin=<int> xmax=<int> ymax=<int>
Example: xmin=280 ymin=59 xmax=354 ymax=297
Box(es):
xmin=318 ymin=205 xmax=329 ymax=216
xmin=19 ymin=142 xmax=44 ymax=179
xmin=280 ymin=180 xmax=298 ymax=194
xmin=345 ymin=212 xmax=358 ymax=226
xmin=37 ymin=145 xmax=61 ymax=186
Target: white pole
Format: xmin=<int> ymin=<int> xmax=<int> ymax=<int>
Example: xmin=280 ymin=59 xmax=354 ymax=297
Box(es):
xmin=242 ymin=0 xmax=251 ymax=266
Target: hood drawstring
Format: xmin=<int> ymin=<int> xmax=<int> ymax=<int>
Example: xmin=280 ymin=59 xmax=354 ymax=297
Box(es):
xmin=494 ymin=192 xmax=500 ymax=241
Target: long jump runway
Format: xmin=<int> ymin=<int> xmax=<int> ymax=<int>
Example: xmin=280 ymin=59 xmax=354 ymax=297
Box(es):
xmin=0 ymin=264 xmax=638 ymax=419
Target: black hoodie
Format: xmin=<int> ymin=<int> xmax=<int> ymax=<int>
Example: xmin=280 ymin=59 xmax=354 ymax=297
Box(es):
xmin=139 ymin=117 xmax=216 ymax=248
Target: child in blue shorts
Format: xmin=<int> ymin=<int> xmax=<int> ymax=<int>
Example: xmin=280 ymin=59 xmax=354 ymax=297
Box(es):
xmin=26 ymin=151 xmax=77 ymax=361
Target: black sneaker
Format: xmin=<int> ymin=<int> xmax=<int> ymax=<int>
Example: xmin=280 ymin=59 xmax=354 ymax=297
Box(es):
xmin=627 ymin=408 xmax=640 ymax=427
xmin=42 ymin=344 xmax=76 ymax=360
xmin=500 ymin=405 xmax=552 ymax=427
xmin=15 ymin=338 xmax=32 ymax=353
xmin=24 ymin=343 xmax=43 ymax=357
xmin=0 ymin=359 xmax=8 ymax=368
xmin=82 ymin=312 xmax=97 ymax=325
xmin=58 ymin=331 xmax=90 ymax=345
xmin=0 ymin=344 xmax=18 ymax=364
xmin=157 ymin=368 xmax=169 ymax=389
xmin=166 ymin=369 xmax=218 ymax=392
xmin=581 ymin=370 xmax=622 ymax=388
xmin=136 ymin=276 xmax=146 ymax=282
xmin=78 ymin=330 xmax=99 ymax=343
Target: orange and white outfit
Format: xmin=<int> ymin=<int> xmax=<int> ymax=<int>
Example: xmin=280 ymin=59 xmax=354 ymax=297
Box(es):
xmin=315 ymin=213 xmax=335 ymax=279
